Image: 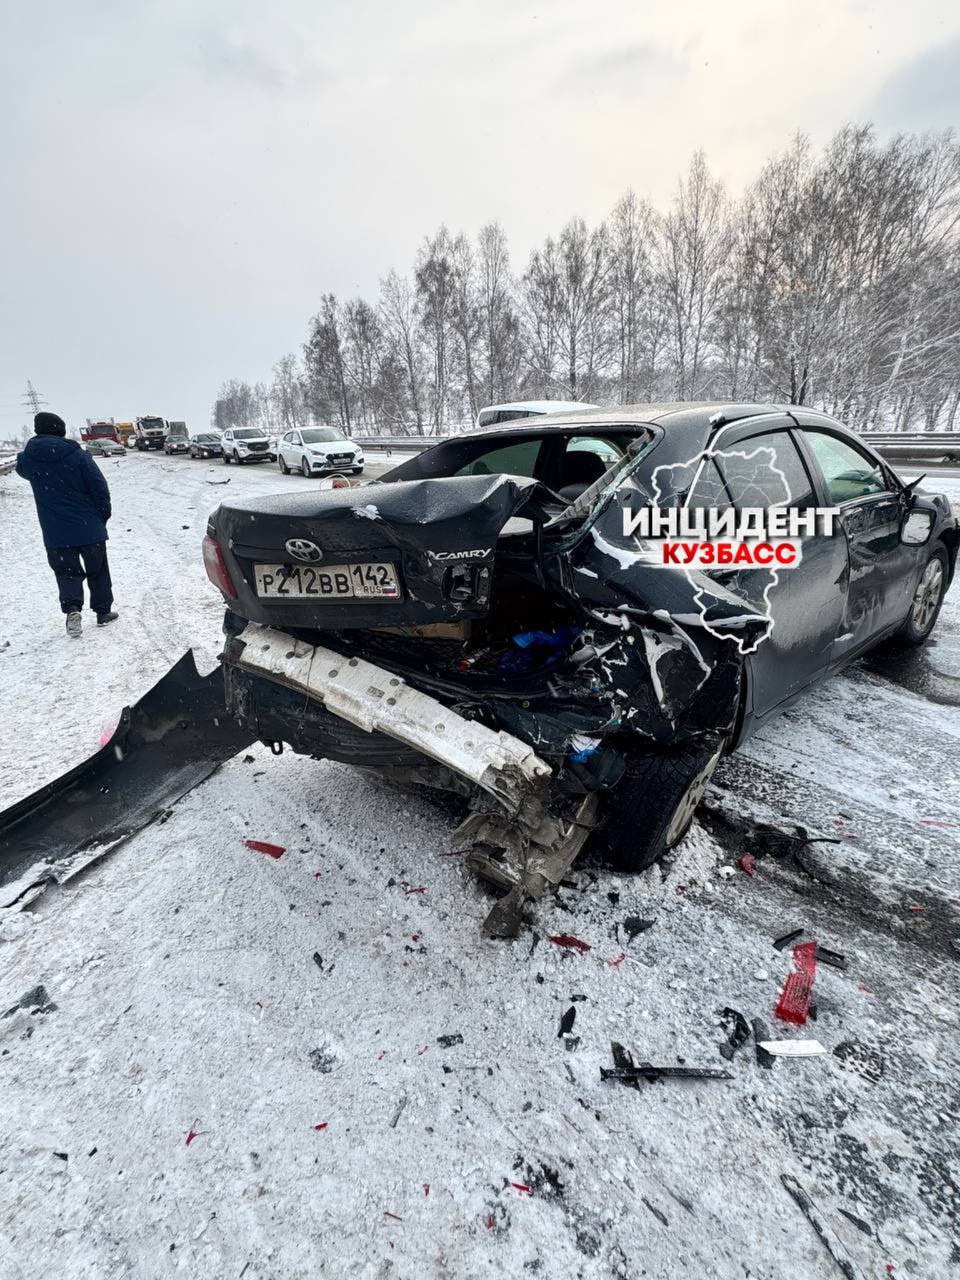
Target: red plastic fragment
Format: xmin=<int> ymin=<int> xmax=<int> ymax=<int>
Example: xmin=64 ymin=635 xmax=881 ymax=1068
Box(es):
xmin=384 ymin=1211 xmax=403 ymax=1221
xmin=775 ymin=941 xmax=818 ymax=1025
xmin=185 ymin=1126 xmax=198 ymax=1147
xmin=920 ymin=818 xmax=954 ymax=827
xmin=793 ymin=941 xmax=817 ymax=975
xmin=313 ymin=871 xmax=322 ymax=878
xmin=416 ymin=1044 xmax=430 ymax=1056
xmin=423 ymin=1184 xmax=430 ymax=1196
xmin=244 ymin=839 xmax=285 ymax=859
xmin=547 ymin=934 xmax=591 ymax=953
xmin=511 ymin=1182 xmax=531 ymax=1194
xmin=608 ymin=953 xmax=626 ymax=967
xmin=738 ymin=854 xmax=755 ymax=877
xmin=858 ymin=984 xmax=873 ymax=995
xmin=907 ymin=905 xmax=924 ymax=913
xmin=486 ymin=1214 xmax=495 ymax=1229
xmin=313 ymin=1123 xmax=328 ymax=1131
xmin=405 ymin=885 xmax=427 ymax=895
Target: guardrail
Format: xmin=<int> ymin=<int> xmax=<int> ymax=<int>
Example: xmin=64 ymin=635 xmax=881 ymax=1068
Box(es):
xmin=355 ymin=429 xmax=960 ymax=464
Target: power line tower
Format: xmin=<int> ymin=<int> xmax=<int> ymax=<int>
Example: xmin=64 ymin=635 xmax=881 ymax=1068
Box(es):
xmin=23 ymin=380 xmax=46 ymax=414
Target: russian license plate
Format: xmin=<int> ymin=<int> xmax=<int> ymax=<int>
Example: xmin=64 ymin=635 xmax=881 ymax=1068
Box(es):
xmin=254 ymin=562 xmax=400 ymax=600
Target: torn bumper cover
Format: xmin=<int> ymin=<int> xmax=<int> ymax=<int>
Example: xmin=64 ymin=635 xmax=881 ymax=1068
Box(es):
xmin=226 ymin=623 xmax=597 ymax=934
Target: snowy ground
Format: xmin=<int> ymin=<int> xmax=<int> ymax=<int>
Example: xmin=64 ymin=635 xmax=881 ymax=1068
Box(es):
xmin=1 ymin=455 xmax=959 ymax=1279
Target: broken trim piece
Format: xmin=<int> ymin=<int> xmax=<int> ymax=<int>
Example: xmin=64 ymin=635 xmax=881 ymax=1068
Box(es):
xmin=234 ymin=624 xmax=552 ymax=819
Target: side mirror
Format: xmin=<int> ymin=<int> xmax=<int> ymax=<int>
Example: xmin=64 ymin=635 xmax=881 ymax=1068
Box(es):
xmin=901 ymin=508 xmax=933 ymax=546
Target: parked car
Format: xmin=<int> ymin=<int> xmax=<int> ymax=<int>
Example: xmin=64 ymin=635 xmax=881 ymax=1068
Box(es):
xmin=277 ymin=426 xmax=364 ymax=476
xmin=85 ymin=437 xmax=125 ymax=457
xmin=220 ymin=428 xmax=275 ymax=464
xmin=204 ymin=402 xmax=957 ymax=880
xmin=475 ymin=399 xmax=598 ymax=428
xmin=163 ymin=422 xmax=190 ymax=455
xmin=189 ymin=432 xmax=223 ymax=459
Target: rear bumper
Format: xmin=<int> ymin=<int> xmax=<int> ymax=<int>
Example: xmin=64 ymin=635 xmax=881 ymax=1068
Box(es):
xmin=224 ymin=623 xmax=551 ymax=819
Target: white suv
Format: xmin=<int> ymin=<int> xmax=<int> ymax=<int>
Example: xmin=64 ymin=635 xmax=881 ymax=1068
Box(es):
xmin=221 ymin=428 xmax=275 ymax=464
xmin=277 ymin=426 xmax=364 ymax=477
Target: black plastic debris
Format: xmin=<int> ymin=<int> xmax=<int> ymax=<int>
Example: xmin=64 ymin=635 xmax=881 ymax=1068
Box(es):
xmin=773 ymin=927 xmax=805 ymax=952
xmin=815 ymin=945 xmax=848 ymax=972
xmin=312 ymin=952 xmax=323 ymax=971
xmin=718 ymin=1008 xmax=750 ymax=1061
xmin=53 ymin=1152 xmax=68 ymax=1161
xmin=2 ymin=984 xmax=57 ymax=1019
xmin=602 ymin=1042 xmax=732 ymax=1086
xmin=437 ymin=1033 xmax=463 ymax=1049
xmin=623 ymin=917 xmax=656 ymax=942
xmin=780 ymin=1174 xmax=860 ymax=1280
xmin=558 ymin=1007 xmax=577 ymax=1038
xmin=752 ymin=1017 xmax=776 ymax=1070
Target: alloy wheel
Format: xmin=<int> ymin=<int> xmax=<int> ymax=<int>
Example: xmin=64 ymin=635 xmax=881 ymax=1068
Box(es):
xmin=911 ymin=557 xmax=944 ymax=635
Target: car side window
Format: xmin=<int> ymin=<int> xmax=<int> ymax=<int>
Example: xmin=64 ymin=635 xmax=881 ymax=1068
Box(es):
xmin=802 ymin=430 xmax=888 ymax=504
xmin=715 ymin=431 xmax=816 ymax=511
xmin=453 ymin=438 xmax=543 ymax=478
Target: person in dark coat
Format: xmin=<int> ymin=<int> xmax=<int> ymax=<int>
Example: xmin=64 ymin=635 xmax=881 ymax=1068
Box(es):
xmin=16 ymin=412 xmax=119 ymax=638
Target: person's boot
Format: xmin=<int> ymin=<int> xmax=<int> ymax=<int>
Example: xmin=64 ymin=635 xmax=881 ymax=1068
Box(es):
xmin=97 ymin=611 xmax=119 ymax=626
xmin=66 ymin=611 xmax=82 ymax=639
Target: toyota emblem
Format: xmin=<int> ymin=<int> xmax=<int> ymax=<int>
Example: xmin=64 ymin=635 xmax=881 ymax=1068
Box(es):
xmin=285 ymin=538 xmax=323 ymax=563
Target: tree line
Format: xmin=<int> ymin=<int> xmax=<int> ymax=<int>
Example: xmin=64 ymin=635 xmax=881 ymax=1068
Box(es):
xmin=212 ymin=126 xmax=960 ymax=438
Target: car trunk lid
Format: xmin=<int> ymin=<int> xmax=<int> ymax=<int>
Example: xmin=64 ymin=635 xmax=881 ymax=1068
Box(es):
xmin=211 ymin=473 xmax=547 ymax=629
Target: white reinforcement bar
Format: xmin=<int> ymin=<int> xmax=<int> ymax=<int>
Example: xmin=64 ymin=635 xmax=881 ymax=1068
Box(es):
xmin=235 ymin=623 xmax=552 ymax=814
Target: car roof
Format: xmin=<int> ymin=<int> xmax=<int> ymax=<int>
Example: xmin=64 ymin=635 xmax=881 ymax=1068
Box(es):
xmin=479 ymin=399 xmax=598 ymax=416
xmin=456 ymin=401 xmax=841 ymax=441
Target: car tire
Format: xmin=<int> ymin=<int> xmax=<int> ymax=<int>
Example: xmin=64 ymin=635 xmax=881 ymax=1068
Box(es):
xmin=300 ymin=458 xmax=310 ymax=478
xmin=352 ymin=466 xmax=364 ymax=475
xmin=594 ymin=738 xmax=725 ymax=874
xmin=895 ymin=545 xmax=948 ymax=647
xmin=279 ymin=454 xmax=289 ymax=474
xmin=222 ymin=451 xmax=231 ymax=464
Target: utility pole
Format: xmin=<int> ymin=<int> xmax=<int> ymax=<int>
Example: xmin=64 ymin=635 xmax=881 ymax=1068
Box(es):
xmin=23 ymin=380 xmax=46 ymax=415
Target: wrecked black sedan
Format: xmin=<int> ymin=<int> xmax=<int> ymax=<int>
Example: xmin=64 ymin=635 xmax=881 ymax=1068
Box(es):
xmin=203 ymin=403 xmax=957 ymax=931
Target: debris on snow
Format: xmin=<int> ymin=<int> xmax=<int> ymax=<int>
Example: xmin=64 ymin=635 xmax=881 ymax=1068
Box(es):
xmin=558 ymin=1007 xmax=576 ymax=1037
xmin=775 ymin=941 xmax=817 ymax=1025
xmin=773 ymin=927 xmax=805 ymax=951
xmin=244 ymin=839 xmax=285 ymax=859
xmin=752 ymin=1017 xmax=776 ymax=1070
xmin=756 ymin=1040 xmax=826 ymax=1058
xmin=718 ymin=1007 xmax=750 ymax=1061
xmin=738 ymin=854 xmax=756 ymax=877
xmin=436 ymin=1033 xmax=463 ymax=1048
xmin=622 ymin=917 xmax=655 ymax=942
xmin=389 ymin=1096 xmax=407 ymax=1129
xmin=602 ymin=1042 xmax=733 ymax=1086
xmin=547 ymin=934 xmax=591 ymax=953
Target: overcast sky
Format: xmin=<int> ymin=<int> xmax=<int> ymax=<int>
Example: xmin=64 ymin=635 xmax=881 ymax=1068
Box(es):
xmin=2 ymin=0 xmax=959 ymax=436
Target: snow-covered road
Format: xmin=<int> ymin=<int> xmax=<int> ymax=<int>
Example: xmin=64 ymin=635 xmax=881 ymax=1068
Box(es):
xmin=1 ymin=454 xmax=958 ymax=1278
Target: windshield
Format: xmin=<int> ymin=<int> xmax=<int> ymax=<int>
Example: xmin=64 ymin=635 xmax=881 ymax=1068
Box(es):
xmin=195 ymin=434 xmax=218 ymax=443
xmin=301 ymin=427 xmax=345 ymax=444
xmin=140 ymin=418 xmax=164 ymax=430
xmin=233 ymin=428 xmax=265 ymax=440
